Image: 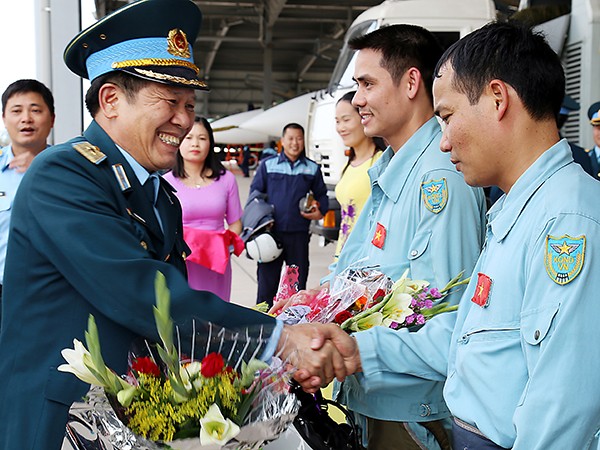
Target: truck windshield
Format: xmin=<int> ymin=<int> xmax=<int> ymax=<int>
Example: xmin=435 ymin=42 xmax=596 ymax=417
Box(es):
xmin=327 ymin=19 xmax=378 ymax=94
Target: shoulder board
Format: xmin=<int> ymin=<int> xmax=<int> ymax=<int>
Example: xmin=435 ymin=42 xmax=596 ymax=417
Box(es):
xmin=72 ymin=141 xmax=107 ymax=165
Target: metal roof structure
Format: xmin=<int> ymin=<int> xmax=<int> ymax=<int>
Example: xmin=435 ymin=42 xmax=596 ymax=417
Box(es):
xmin=92 ymin=0 xmax=517 ymax=119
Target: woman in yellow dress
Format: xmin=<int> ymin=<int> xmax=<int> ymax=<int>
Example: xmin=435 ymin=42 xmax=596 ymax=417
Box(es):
xmin=334 ymin=91 xmax=386 ymax=259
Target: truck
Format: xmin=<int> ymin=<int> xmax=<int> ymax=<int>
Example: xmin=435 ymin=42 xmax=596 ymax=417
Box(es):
xmin=305 ymin=0 xmax=497 ymax=242
xmin=305 ymin=0 xmax=600 ymax=243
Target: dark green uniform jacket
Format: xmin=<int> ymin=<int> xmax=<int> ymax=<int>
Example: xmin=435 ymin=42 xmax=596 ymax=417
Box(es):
xmin=0 ymin=121 xmax=274 ymax=450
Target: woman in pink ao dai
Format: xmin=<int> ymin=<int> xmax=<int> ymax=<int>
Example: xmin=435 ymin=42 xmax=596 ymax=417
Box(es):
xmin=164 ymin=117 xmax=243 ymax=301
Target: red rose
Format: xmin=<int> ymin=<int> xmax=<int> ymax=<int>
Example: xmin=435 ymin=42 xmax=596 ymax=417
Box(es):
xmin=334 ymin=310 xmax=353 ymax=324
xmin=131 ymin=357 xmax=161 ymax=377
xmin=201 ymin=352 xmax=225 ymax=378
xmin=373 ymin=289 xmax=386 ymax=302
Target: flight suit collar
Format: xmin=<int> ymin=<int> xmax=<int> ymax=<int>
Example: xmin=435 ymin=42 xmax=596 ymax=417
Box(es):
xmin=488 ymin=139 xmax=572 ymax=242
xmin=372 ymin=117 xmax=441 ymax=203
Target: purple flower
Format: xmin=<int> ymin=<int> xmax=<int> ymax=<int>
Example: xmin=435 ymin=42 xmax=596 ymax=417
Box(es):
xmin=416 ymin=314 xmax=426 ymax=325
xmin=424 ymin=299 xmax=433 ymax=309
xmin=430 ymin=288 xmax=441 ymax=299
xmin=418 ymin=292 xmax=428 ymax=301
xmin=405 ymin=314 xmax=415 ymax=324
xmin=411 ymin=298 xmax=418 ymax=307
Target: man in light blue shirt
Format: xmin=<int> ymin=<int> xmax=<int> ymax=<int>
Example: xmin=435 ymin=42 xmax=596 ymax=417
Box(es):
xmin=0 ymin=79 xmax=55 ymax=290
xmin=321 ymin=25 xmax=487 ymax=449
xmin=307 ymin=21 xmax=600 ymax=450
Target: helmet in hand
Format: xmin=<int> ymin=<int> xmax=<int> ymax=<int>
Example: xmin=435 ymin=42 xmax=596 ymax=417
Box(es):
xmin=245 ymin=233 xmax=283 ymax=263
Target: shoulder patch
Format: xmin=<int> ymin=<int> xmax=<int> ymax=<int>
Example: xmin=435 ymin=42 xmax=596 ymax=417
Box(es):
xmin=72 ymin=141 xmax=106 ymax=165
xmin=544 ymin=234 xmax=585 ymax=285
xmin=421 ymin=178 xmax=448 ymax=214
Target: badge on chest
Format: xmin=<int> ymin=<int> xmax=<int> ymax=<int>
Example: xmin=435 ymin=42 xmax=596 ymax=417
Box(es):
xmin=471 ymin=272 xmax=492 ymax=307
xmin=371 ymin=222 xmax=387 ymax=249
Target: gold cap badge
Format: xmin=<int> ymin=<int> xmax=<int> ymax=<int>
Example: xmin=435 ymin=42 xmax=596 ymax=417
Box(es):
xmin=167 ymin=29 xmax=190 ymax=58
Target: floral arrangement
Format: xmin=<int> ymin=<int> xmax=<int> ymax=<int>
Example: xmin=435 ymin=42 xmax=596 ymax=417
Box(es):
xmin=59 ymin=272 xmax=296 ymax=449
xmin=272 ymin=265 xmax=468 ymax=333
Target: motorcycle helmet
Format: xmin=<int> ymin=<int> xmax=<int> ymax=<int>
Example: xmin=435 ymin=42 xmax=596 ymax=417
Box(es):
xmin=245 ymin=232 xmax=283 ymax=263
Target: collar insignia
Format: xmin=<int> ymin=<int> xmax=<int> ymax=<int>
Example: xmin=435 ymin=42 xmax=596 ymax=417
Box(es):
xmin=545 ymin=234 xmax=585 ymax=285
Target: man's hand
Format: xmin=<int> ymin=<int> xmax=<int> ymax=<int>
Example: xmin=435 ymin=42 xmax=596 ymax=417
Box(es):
xmin=300 ymin=200 xmax=323 ymax=221
xmin=278 ymin=323 xmax=362 ymax=392
xmin=8 ymin=151 xmax=35 ymax=173
xmin=278 ymin=323 xmax=349 ymax=393
xmin=268 ymin=287 xmax=325 ymax=315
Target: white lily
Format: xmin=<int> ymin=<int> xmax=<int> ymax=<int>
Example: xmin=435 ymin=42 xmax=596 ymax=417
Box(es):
xmin=179 ymin=361 xmax=203 ymax=391
xmin=199 ymin=404 xmax=241 ymax=445
xmin=382 ymin=291 xmax=412 ymax=324
xmin=57 ymin=339 xmax=105 ymax=387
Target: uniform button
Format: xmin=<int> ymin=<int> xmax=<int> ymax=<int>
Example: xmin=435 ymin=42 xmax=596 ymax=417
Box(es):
xmin=140 ymin=241 xmax=148 ymax=250
xmin=420 ymin=403 xmax=432 ymax=417
xmin=410 ymin=250 xmax=418 ymax=257
xmin=534 ymin=330 xmax=540 ymax=340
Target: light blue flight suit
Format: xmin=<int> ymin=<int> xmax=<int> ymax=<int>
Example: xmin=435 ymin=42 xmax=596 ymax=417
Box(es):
xmin=356 ymin=140 xmax=600 ymax=449
xmin=325 ymin=117 xmax=487 ymax=446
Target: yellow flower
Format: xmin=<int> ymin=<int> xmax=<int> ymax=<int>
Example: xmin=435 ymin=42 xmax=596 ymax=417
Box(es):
xmin=200 ymin=404 xmax=241 ymax=445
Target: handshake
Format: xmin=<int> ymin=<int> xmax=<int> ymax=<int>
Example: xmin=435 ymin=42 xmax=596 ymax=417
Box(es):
xmin=277 ymin=323 xmax=363 ymax=393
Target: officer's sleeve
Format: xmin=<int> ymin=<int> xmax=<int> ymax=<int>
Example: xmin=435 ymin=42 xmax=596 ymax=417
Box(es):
xmin=511 ymin=214 xmax=600 ymax=449
xmin=23 ymin=149 xmax=276 ymax=346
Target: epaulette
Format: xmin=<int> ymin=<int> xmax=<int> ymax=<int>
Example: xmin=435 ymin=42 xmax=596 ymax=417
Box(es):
xmin=72 ymin=141 xmax=107 ymax=165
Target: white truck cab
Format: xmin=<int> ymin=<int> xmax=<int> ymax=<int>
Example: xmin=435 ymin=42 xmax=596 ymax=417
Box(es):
xmin=306 ymin=0 xmax=496 ymax=242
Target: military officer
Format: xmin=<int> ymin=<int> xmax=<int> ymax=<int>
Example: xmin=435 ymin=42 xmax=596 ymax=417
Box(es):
xmin=0 ymin=1 xmax=348 ymax=449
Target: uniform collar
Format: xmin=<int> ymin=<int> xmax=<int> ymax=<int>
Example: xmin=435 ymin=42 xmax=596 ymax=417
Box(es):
xmin=371 ymin=117 xmax=441 ymax=203
xmin=0 ymin=146 xmax=14 ymax=171
xmin=487 ymin=139 xmax=572 ymax=242
xmin=277 ymin=150 xmax=307 ymax=166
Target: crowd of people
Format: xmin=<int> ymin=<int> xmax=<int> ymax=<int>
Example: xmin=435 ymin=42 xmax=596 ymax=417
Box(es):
xmin=1 ymin=0 xmax=600 ymax=449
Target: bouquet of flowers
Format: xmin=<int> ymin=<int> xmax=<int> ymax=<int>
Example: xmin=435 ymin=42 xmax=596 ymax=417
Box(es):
xmin=59 ymin=272 xmax=298 ymax=450
xmin=272 ymin=262 xmax=469 ymax=333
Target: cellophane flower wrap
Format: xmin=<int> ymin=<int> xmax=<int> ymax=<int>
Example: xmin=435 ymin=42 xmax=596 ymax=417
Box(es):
xmin=60 ymin=272 xmax=298 ymax=450
xmin=272 ymin=260 xmax=469 ymax=332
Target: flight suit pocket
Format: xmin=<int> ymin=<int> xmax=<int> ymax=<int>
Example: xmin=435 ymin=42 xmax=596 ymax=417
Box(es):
xmin=0 ymin=194 xmax=11 ymax=212
xmin=407 ymin=230 xmax=433 ymax=278
xmin=521 ymin=303 xmax=560 ymax=369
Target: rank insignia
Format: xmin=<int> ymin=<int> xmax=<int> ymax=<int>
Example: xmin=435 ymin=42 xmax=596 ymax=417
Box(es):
xmin=371 ymin=222 xmax=386 ymax=249
xmin=72 ymin=142 xmax=106 ymax=165
xmin=545 ymin=234 xmax=585 ymax=285
xmin=421 ymin=178 xmax=448 ymax=214
xmin=112 ymin=164 xmax=132 ymax=192
xmin=167 ymin=29 xmax=190 ymax=58
xmin=471 ymin=272 xmax=492 ymax=307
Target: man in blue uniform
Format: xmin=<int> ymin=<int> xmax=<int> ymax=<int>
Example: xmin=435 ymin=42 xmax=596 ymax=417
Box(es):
xmin=0 ymin=1 xmax=348 ymax=449
xmin=0 ymin=79 xmax=55 ymax=297
xmin=585 ymin=100 xmax=600 ymax=179
xmin=250 ymin=122 xmax=328 ymax=306
xmin=322 ymin=24 xmax=486 ymax=449
xmin=306 ymin=21 xmax=600 ymax=450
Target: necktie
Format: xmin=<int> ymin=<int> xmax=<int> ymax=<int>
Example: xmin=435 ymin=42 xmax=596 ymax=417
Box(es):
xmin=144 ymin=174 xmax=163 ymax=231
